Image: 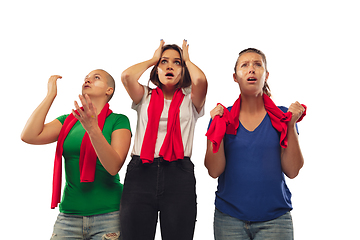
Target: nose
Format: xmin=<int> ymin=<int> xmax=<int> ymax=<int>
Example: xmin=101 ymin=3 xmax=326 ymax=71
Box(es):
xmin=84 ymin=77 xmax=91 ymax=84
xmin=248 ymin=64 xmax=255 ymax=74
xmin=166 ymin=62 xmax=174 ymax=70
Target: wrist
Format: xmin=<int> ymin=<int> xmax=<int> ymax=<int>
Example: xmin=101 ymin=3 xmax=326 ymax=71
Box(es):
xmin=46 ymin=92 xmax=57 ymax=100
xmin=184 ymin=59 xmax=191 ymax=66
xmin=149 ymin=57 xmax=159 ymax=66
xmin=87 ymin=124 xmax=102 ymax=137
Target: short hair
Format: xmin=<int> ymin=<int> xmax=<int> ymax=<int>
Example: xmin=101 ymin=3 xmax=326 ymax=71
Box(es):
xmin=148 ymin=44 xmax=191 ymax=90
xmin=234 ymin=48 xmax=271 ymax=97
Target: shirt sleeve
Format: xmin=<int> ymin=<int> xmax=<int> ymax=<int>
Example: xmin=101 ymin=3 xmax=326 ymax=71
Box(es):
xmin=56 ymin=114 xmax=69 ymax=125
xmin=112 ymin=114 xmax=132 ymax=136
xmin=131 ymin=85 xmax=148 ymax=111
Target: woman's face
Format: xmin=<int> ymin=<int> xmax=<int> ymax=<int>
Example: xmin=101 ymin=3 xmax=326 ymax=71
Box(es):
xmin=233 ymin=52 xmax=269 ymax=95
xmin=157 ymin=49 xmax=183 ymax=88
xmin=82 ymin=69 xmax=112 ymax=98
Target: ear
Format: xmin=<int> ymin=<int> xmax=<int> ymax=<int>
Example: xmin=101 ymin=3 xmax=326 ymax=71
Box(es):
xmin=265 ymin=71 xmax=269 ymax=81
xmin=233 ymin=73 xmax=238 ymax=83
xmin=106 ymin=87 xmax=114 ymax=97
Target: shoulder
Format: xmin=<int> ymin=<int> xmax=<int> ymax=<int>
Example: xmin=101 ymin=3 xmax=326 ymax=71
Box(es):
xmin=56 ymin=114 xmax=70 ymax=124
xmin=107 ymin=113 xmax=132 ymax=131
xmin=108 ymin=112 xmax=130 ymax=121
xmin=182 ymin=86 xmax=191 ymax=96
xmin=278 ymin=106 xmax=288 ymax=113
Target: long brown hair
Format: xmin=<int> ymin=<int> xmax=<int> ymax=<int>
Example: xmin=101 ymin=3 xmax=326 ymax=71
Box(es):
xmin=234 ymin=48 xmax=271 ymax=97
xmin=148 ymin=44 xmax=191 ymax=90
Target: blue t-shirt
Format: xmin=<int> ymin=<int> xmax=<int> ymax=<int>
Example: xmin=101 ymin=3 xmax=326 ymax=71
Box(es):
xmin=209 ymin=106 xmax=296 ymax=222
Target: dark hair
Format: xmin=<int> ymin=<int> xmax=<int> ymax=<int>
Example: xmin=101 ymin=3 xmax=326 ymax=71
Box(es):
xmin=148 ymin=44 xmax=191 ymax=90
xmin=234 ymin=48 xmax=271 ymax=97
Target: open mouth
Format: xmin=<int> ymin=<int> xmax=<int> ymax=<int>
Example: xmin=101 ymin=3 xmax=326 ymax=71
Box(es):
xmin=247 ymin=77 xmax=257 ymax=82
xmin=165 ymin=72 xmax=174 ymax=77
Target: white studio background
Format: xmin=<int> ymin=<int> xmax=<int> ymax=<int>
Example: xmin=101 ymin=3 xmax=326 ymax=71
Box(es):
xmin=1 ymin=0 xmax=359 ymax=239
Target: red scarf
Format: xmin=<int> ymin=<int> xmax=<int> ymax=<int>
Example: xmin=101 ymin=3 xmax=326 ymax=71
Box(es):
xmin=140 ymin=87 xmax=185 ymax=163
xmin=51 ymin=103 xmax=112 ymax=209
xmin=206 ymin=94 xmax=306 ymax=153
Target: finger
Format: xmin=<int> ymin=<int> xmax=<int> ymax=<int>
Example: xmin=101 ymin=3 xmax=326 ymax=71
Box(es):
xmin=50 ymin=75 xmax=62 ymax=80
xmin=159 ymin=39 xmax=165 ymax=48
xmin=74 ymin=100 xmax=84 ymax=117
xmin=72 ymin=109 xmax=80 ymax=120
xmin=84 ymin=94 xmax=96 ymax=114
xmin=78 ymin=94 xmax=90 ymax=113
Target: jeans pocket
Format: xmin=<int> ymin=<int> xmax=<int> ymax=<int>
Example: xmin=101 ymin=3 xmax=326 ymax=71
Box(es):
xmin=126 ymin=156 xmax=141 ymax=173
xmin=178 ymin=158 xmax=194 ymax=173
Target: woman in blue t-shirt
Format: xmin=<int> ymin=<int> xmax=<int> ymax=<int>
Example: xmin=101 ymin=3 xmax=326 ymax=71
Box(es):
xmin=204 ymin=48 xmax=305 ymax=240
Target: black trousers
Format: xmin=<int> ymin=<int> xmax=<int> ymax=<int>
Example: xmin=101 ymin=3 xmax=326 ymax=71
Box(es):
xmin=120 ymin=155 xmax=197 ymax=240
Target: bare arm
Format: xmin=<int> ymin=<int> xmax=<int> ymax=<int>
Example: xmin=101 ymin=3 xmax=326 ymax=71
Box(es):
xmin=182 ymin=40 xmax=208 ymax=113
xmin=281 ymin=102 xmax=305 ymax=179
xmin=121 ymin=40 xmax=165 ymax=104
xmin=21 ymin=75 xmax=63 ymax=145
xmin=204 ymin=104 xmax=226 ymax=178
xmin=73 ymin=94 xmax=131 ymax=175
xmin=205 ymin=139 xmax=226 ymax=178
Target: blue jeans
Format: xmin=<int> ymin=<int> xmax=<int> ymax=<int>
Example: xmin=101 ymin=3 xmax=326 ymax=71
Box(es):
xmin=120 ymin=156 xmax=197 ymax=240
xmin=214 ymin=208 xmax=293 ymax=240
xmin=51 ymin=211 xmax=121 ymax=240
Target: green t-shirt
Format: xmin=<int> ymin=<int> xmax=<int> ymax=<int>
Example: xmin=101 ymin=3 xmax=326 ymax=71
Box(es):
xmin=56 ymin=113 xmax=131 ymax=216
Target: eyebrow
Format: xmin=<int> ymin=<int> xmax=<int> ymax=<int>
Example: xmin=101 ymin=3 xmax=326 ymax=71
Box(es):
xmin=85 ymin=73 xmax=102 ymax=79
xmin=161 ymin=57 xmax=181 ymax=61
xmin=240 ymin=60 xmax=263 ymax=64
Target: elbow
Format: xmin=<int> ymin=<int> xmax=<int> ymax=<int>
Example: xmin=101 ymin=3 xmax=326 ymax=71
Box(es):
xmin=285 ymin=163 xmax=303 ymax=179
xmin=121 ymin=71 xmax=130 ymax=86
xmin=208 ymin=170 xmax=220 ymax=179
xmin=108 ymin=159 xmax=125 ymax=176
xmin=20 ymin=134 xmax=27 ymax=143
xmin=108 ymin=167 xmax=121 ymax=176
xmin=286 ymin=171 xmax=299 ymax=179
xmin=20 ymin=133 xmax=32 ymax=144
xmin=205 ymin=162 xmax=222 ymax=179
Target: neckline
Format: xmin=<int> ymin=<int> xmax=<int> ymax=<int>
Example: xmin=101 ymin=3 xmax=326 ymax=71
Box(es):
xmin=239 ymin=113 xmax=268 ymax=133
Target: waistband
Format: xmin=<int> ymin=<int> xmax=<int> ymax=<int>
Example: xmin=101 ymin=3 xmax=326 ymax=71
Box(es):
xmin=131 ymin=155 xmax=190 ymax=163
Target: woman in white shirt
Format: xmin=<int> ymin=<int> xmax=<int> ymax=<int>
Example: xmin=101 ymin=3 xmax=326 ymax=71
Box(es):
xmin=120 ymin=39 xmax=207 ymax=240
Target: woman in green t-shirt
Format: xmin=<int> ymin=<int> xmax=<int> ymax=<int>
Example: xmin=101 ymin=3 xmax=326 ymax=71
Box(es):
xmin=21 ymin=69 xmax=131 ymax=239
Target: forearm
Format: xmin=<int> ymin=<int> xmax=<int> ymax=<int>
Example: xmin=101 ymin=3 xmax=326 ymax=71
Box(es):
xmin=204 ymin=139 xmax=226 ymax=178
xmin=21 ymin=94 xmax=56 ymax=143
xmin=87 ymin=128 xmax=127 ymax=176
xmin=281 ymin=125 xmax=304 ymax=179
xmin=121 ymin=58 xmax=156 ymax=103
xmin=121 ymin=58 xmax=157 ymax=87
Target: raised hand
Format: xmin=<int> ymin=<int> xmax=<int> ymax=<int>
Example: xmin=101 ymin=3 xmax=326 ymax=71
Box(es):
xmin=287 ymin=101 xmax=305 ymax=126
xmin=210 ymin=104 xmax=225 ymax=120
xmin=72 ymin=94 xmax=98 ymax=133
xmin=182 ymin=39 xmax=190 ymax=63
xmin=152 ymin=39 xmax=165 ymax=63
xmin=47 ymin=75 xmax=62 ymax=98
